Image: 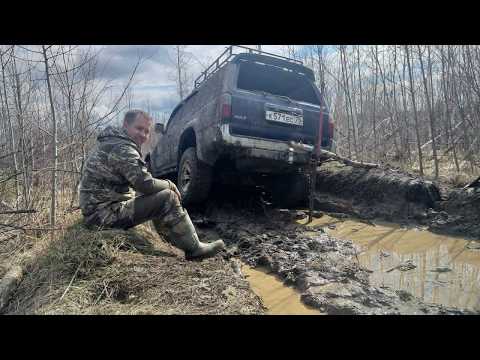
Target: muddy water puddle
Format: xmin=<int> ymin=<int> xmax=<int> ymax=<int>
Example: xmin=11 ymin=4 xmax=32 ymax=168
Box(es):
xmin=242 ymin=265 xmax=323 ymax=315
xmin=301 ymin=215 xmax=480 ymax=312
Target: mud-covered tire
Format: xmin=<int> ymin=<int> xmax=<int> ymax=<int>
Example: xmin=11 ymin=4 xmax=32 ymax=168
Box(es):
xmin=177 ymin=147 xmax=212 ymax=205
xmin=271 ymin=172 xmax=309 ymax=208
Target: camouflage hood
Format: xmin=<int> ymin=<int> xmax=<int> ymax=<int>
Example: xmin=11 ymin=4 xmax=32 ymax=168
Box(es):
xmin=96 ymin=126 xmax=142 ymax=156
xmin=79 ymin=126 xmax=141 ymax=218
xmin=79 ymin=125 xmax=171 ymax=224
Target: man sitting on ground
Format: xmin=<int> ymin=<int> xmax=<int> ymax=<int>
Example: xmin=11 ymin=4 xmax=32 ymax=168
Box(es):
xmin=79 ymin=109 xmax=224 ymax=259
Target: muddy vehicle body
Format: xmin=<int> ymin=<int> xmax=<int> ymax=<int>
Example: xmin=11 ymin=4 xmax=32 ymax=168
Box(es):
xmin=147 ymin=46 xmax=334 ymax=206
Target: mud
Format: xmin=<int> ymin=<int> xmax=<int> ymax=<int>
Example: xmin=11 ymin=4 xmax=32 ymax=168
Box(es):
xmin=4 ymin=159 xmax=479 ymax=315
xmin=307 ymin=215 xmax=480 ymax=311
xmin=242 ymin=265 xmax=322 ymax=315
xmin=192 ymin=191 xmax=475 ymax=314
xmin=315 ymin=161 xmax=480 ymax=239
xmin=434 ymin=186 xmax=480 ymax=238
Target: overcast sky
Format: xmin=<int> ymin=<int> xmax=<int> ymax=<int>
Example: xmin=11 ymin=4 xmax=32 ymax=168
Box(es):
xmin=93 ymin=45 xmax=298 ymax=119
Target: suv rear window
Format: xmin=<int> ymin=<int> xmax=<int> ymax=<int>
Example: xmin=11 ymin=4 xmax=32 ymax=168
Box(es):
xmin=236 ymin=61 xmax=320 ymax=105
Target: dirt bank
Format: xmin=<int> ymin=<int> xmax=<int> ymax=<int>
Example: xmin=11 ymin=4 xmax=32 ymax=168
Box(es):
xmin=433 ymin=186 xmax=480 ymax=237
xmin=2 ymin=221 xmax=265 ymax=315
xmin=315 ymin=161 xmax=480 ymax=238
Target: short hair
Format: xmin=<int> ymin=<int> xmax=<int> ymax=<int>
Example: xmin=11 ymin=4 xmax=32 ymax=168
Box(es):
xmin=123 ymin=109 xmax=153 ymax=125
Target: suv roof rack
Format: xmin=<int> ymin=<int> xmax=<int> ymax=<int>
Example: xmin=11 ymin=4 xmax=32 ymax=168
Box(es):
xmin=194 ymin=45 xmax=304 ymax=89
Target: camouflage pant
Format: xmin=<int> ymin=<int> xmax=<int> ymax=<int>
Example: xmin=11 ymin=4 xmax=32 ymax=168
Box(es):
xmin=84 ymin=189 xmax=186 ymax=231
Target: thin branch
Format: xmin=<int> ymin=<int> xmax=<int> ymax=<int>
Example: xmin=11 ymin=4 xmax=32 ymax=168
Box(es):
xmin=0 ymin=172 xmax=23 ymax=185
xmin=59 ymin=262 xmax=82 ymax=301
xmin=0 ymin=210 xmax=36 ymax=215
xmin=0 ymin=223 xmax=63 ymax=232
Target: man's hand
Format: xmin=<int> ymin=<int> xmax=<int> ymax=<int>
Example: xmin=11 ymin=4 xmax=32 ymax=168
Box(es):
xmin=168 ymin=180 xmax=182 ymax=201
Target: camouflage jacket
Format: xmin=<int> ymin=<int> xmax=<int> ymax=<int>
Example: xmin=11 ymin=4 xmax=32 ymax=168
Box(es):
xmin=79 ymin=126 xmax=170 ymax=218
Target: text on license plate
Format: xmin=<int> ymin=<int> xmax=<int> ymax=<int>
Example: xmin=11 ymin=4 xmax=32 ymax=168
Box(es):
xmin=265 ymin=111 xmax=303 ymax=126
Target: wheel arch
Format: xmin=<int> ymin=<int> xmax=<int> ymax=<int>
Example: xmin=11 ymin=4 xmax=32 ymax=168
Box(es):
xmin=177 ymin=127 xmax=197 ymax=165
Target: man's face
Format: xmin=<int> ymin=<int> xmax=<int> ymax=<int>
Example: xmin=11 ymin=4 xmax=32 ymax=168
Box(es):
xmin=124 ymin=115 xmax=151 ymax=146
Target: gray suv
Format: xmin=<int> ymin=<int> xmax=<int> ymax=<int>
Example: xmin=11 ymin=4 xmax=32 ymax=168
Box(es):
xmin=146 ymin=46 xmax=334 ymax=206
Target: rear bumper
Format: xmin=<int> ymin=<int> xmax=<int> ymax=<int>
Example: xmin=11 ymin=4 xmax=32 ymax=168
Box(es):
xmin=217 ymin=124 xmax=310 ymax=170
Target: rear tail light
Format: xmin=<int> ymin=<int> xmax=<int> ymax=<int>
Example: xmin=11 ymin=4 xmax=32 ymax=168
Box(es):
xmin=328 ymin=117 xmax=334 ymax=139
xmin=221 ymin=93 xmax=232 ymax=122
xmin=316 ymin=113 xmax=334 ymax=155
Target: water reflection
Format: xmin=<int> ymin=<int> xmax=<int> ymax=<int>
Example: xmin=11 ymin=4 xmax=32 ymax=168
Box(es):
xmin=242 ymin=265 xmax=322 ymax=315
xmin=304 ymin=215 xmax=480 ymax=311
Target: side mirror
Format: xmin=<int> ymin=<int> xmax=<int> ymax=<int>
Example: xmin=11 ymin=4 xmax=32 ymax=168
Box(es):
xmin=155 ymin=123 xmax=165 ymax=134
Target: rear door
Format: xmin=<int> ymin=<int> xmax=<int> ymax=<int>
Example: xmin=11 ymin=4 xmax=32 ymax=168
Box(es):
xmin=229 ymin=60 xmax=323 ymax=145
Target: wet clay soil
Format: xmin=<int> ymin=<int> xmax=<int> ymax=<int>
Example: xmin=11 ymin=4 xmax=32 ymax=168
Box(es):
xmin=195 ymin=198 xmax=475 ymax=314
xmin=302 ymin=215 xmax=480 ymax=312
xmin=242 ymin=264 xmax=322 ymax=315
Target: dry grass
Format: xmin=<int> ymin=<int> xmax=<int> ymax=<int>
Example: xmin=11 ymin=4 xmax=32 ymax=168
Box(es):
xmin=0 ymin=190 xmax=78 ymax=285
xmin=381 ymin=152 xmax=478 ymax=188
xmin=327 ymin=149 xmax=478 ymax=188
xmin=0 ymin=184 xmax=265 ymax=315
xmin=3 ymin=217 xmax=264 ymax=315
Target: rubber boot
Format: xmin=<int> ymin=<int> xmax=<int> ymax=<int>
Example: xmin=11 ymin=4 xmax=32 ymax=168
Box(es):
xmin=163 ymin=212 xmax=225 ymax=260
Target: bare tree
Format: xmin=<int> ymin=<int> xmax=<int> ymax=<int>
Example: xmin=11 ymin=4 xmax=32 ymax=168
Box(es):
xmin=0 ymin=46 xmax=20 ymax=208
xmin=417 ymin=45 xmax=439 ymax=178
xmin=41 ymin=45 xmax=58 ymax=238
xmin=171 ymin=45 xmax=192 ymax=101
xmin=405 ymin=45 xmax=424 ymax=176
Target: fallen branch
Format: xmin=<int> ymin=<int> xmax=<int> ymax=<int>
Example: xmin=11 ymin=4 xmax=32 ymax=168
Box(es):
xmin=420 ymin=117 xmax=464 ymax=150
xmin=0 ymin=172 xmax=23 ymax=185
xmin=0 ymin=209 xmax=36 ymax=215
xmin=0 ymin=201 xmax=14 ymax=211
xmin=464 ymin=176 xmax=480 ymax=189
xmin=0 ymin=233 xmax=19 ymax=242
xmin=0 ymin=150 xmax=20 ymax=161
xmin=318 ymin=148 xmax=379 ymax=169
xmin=0 ymin=223 xmax=63 ymax=232
xmin=32 ymin=167 xmax=81 ymax=174
xmin=60 ymin=262 xmax=82 ymax=301
xmin=289 ymin=141 xmax=379 ymax=169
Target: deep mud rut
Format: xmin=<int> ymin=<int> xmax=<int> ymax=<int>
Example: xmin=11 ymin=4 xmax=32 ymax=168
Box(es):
xmin=198 ymin=205 xmax=469 ymax=314
xmin=190 ymin=160 xmax=480 ymax=315
xmin=195 ymin=203 xmax=473 ymax=314
xmin=315 ymin=161 xmax=480 ymax=239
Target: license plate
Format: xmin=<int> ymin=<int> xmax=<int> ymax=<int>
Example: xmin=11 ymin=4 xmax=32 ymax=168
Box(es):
xmin=265 ymin=110 xmax=303 ymax=126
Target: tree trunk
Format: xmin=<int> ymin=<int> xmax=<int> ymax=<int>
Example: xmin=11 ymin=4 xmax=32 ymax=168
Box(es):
xmin=12 ymin=47 xmax=30 ymax=208
xmin=405 ymin=45 xmax=424 ymax=176
xmin=418 ymin=45 xmax=439 ymax=179
xmin=176 ymin=45 xmax=184 ymax=100
xmin=0 ymin=49 xmax=19 ymax=208
xmin=372 ymin=46 xmax=379 ymax=162
xmin=42 ymin=45 xmax=58 ymax=240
